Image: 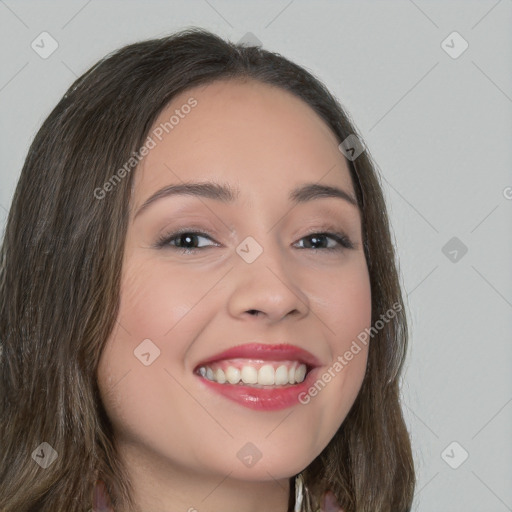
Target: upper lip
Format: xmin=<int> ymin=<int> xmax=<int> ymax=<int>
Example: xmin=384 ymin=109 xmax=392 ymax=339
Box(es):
xmin=194 ymin=342 xmax=322 ymax=370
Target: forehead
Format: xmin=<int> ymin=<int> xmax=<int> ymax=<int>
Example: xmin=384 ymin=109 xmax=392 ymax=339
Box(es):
xmin=132 ymin=78 xmax=354 ymax=209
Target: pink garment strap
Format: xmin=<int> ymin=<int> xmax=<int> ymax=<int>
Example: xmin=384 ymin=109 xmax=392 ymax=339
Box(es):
xmin=92 ymin=479 xmax=114 ymax=512
xmin=320 ymin=490 xmax=344 ymax=511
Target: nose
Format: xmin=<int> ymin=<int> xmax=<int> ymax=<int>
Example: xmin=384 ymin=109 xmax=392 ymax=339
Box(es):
xmin=226 ymin=242 xmax=309 ymax=324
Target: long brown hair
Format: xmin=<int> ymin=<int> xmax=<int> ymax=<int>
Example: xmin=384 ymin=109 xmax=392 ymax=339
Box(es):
xmin=0 ymin=27 xmax=415 ymax=511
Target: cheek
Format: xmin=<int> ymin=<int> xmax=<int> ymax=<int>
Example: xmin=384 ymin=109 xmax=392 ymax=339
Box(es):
xmin=117 ymin=256 xmax=218 ymax=338
xmin=334 ymin=264 xmax=372 ymax=346
xmin=96 ymin=261 xmax=207 ymax=466
xmin=96 ymin=256 xmax=223 ymax=441
xmin=97 ymin=258 xmax=206 ymax=408
xmin=311 ymin=256 xmax=372 ymax=347
xmin=331 ymin=259 xmax=372 ymax=386
xmin=304 ymin=258 xmax=371 ymax=430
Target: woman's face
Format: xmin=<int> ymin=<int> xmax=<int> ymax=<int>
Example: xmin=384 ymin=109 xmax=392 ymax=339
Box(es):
xmin=97 ymin=78 xmax=371 ymax=488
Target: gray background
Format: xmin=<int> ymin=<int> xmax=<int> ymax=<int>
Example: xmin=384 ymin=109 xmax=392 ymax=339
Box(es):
xmin=1 ymin=1 xmax=511 ymax=510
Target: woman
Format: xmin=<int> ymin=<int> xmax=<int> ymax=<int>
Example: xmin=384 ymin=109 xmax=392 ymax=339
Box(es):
xmin=0 ymin=28 xmax=415 ymax=511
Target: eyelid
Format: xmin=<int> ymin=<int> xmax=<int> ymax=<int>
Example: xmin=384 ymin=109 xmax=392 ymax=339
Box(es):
xmin=298 ymin=223 xmax=356 ymax=247
xmin=154 ymin=227 xmax=218 ymax=249
xmin=295 ymin=228 xmax=354 ymax=250
xmin=154 ymin=224 xmax=356 ymax=252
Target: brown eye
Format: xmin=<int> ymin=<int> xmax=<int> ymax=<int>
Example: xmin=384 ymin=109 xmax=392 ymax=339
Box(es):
xmin=155 ymin=230 xmax=219 ymax=253
xmin=295 ymin=232 xmax=354 ymax=251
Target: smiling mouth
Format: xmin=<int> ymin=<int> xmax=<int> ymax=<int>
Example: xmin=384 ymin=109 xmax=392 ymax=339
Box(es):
xmin=194 ymin=358 xmax=310 ymax=388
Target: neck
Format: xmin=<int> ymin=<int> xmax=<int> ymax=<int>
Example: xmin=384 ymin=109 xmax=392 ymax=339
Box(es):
xmin=117 ymin=441 xmax=292 ymax=512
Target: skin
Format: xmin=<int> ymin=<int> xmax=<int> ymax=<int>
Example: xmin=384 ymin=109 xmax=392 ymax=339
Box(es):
xmin=97 ymin=78 xmax=371 ymax=512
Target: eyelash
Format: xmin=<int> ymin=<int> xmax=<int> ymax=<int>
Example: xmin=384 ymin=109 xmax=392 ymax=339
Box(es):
xmin=154 ymin=226 xmax=355 ymax=254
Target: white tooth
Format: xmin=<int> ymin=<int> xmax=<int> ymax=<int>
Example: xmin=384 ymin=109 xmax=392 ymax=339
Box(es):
xmin=288 ymin=365 xmax=296 ymax=384
xmin=295 ymin=364 xmax=307 ymax=383
xmin=275 ymin=365 xmax=289 ymax=385
xmin=206 ymin=367 xmax=214 ymax=381
xmin=198 ymin=366 xmax=206 ymax=377
xmin=241 ymin=365 xmax=258 ymax=384
xmin=225 ymin=366 xmax=241 ymax=384
xmin=258 ymin=364 xmax=275 ymax=385
xmin=215 ymin=368 xmax=226 ymax=384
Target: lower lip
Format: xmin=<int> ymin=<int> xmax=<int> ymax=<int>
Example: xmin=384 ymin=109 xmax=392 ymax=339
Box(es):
xmin=196 ymin=367 xmax=320 ymax=411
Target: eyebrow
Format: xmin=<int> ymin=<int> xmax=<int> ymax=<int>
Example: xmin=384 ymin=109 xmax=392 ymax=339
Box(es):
xmin=134 ymin=181 xmax=358 ymax=219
